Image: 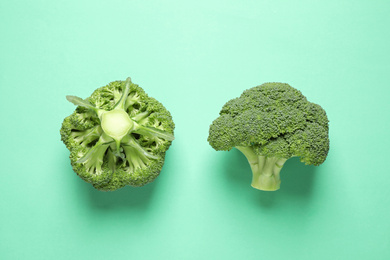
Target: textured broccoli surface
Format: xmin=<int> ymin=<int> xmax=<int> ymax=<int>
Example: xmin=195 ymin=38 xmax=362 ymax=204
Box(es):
xmin=60 ymin=77 xmax=174 ymax=191
xmin=208 ymin=82 xmax=329 ymax=191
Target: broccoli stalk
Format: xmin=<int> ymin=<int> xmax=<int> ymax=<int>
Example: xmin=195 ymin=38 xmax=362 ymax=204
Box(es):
xmin=236 ymin=146 xmax=287 ymax=191
xmin=61 ymin=77 xmax=175 ymax=191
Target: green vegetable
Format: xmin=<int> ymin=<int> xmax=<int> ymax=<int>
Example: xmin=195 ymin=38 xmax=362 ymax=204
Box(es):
xmin=208 ymin=82 xmax=329 ymax=191
xmin=60 ymin=77 xmax=174 ymax=191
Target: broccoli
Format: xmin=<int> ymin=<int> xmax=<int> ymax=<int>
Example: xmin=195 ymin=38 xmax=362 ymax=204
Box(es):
xmin=60 ymin=77 xmax=174 ymax=191
xmin=208 ymin=82 xmax=329 ymax=191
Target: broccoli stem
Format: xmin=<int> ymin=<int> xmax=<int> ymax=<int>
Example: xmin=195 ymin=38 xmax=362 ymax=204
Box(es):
xmin=133 ymin=123 xmax=175 ymax=141
xmin=66 ymin=95 xmax=104 ymax=116
xmin=236 ymin=146 xmax=287 ymax=191
xmin=114 ymin=77 xmax=131 ymax=110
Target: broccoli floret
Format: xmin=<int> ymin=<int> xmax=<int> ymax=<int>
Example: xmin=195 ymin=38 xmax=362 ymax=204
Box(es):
xmin=60 ymin=77 xmax=174 ymax=191
xmin=208 ymin=82 xmax=329 ymax=191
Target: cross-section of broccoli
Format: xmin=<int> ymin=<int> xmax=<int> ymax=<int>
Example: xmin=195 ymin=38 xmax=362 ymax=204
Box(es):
xmin=60 ymin=77 xmax=174 ymax=191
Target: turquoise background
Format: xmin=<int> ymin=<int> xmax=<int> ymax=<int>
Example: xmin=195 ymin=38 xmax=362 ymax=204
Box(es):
xmin=1 ymin=0 xmax=389 ymax=259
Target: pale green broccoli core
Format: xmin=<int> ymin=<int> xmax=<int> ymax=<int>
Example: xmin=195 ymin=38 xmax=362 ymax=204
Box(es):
xmin=101 ymin=110 xmax=134 ymax=140
xmin=237 ymin=146 xmax=287 ymax=191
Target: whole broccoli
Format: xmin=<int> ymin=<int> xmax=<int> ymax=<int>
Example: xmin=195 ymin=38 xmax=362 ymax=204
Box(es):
xmin=60 ymin=77 xmax=174 ymax=191
xmin=208 ymin=82 xmax=329 ymax=191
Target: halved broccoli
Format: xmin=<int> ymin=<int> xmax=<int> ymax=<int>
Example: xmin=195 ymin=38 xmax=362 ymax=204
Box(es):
xmin=208 ymin=82 xmax=329 ymax=191
xmin=60 ymin=77 xmax=174 ymax=191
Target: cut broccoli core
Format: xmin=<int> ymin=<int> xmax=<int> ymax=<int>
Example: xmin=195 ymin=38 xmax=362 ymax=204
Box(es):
xmin=100 ymin=109 xmax=134 ymax=141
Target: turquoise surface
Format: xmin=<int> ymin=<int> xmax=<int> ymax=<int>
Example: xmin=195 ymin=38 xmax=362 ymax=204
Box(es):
xmin=1 ymin=1 xmax=389 ymax=259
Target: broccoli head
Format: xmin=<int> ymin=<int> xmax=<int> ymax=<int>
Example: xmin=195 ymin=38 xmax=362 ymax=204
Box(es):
xmin=60 ymin=77 xmax=174 ymax=191
xmin=208 ymin=82 xmax=329 ymax=191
